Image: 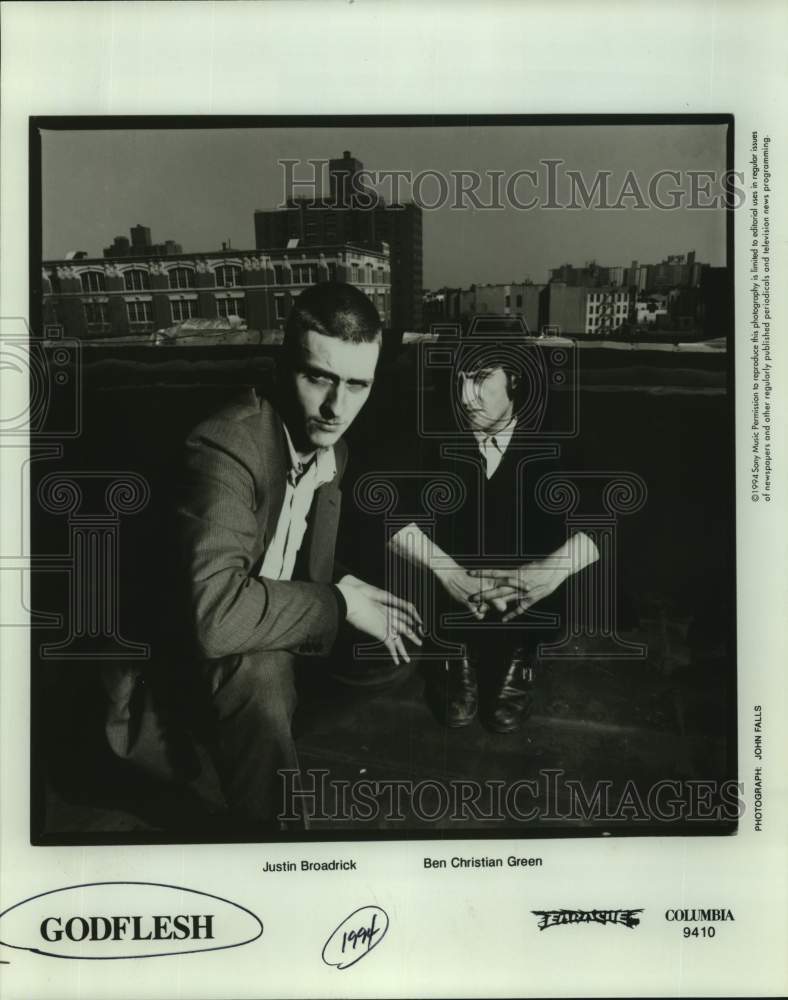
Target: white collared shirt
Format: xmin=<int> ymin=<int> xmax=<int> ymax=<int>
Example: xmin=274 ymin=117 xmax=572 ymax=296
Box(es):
xmin=473 ymin=416 xmax=516 ymax=479
xmin=259 ymin=424 xmax=336 ymax=581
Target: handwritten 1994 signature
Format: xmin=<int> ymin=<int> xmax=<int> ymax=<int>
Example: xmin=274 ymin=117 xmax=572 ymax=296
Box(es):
xmin=321 ymin=905 xmax=389 ymax=970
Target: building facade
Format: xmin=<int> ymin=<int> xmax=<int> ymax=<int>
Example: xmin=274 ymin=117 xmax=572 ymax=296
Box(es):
xmin=583 ymin=286 xmax=633 ymax=334
xmin=254 ymin=151 xmax=423 ymax=333
xmin=42 ymin=242 xmax=391 ymax=340
xmin=423 ymin=282 xmax=545 ymax=333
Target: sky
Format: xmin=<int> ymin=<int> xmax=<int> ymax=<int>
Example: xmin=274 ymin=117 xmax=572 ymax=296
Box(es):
xmin=40 ymin=123 xmax=729 ymax=288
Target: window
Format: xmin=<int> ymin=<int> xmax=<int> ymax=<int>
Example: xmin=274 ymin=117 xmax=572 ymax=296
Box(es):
xmin=504 ymin=294 xmax=511 ymax=308
xmin=169 ymin=267 xmax=195 ymax=290
xmin=326 ymin=262 xmax=337 ymax=282
xmin=81 ymin=271 xmax=106 ymax=293
xmin=216 ymin=297 xmax=246 ymax=319
xmin=274 ymin=294 xmax=286 ymax=320
xmin=274 ymin=265 xmax=287 ymax=285
xmin=84 ymin=302 xmax=107 ymax=326
xmin=215 ymin=264 xmax=241 ymax=287
xmin=126 ymin=301 xmax=152 ymax=324
xmin=124 ymin=268 xmax=150 ymax=291
xmin=351 ymin=264 xmax=360 ymax=283
xmin=171 ymin=299 xmax=197 ymax=322
xmin=516 ymin=294 xmax=523 ymax=307
xmin=292 ymin=263 xmax=316 ymax=285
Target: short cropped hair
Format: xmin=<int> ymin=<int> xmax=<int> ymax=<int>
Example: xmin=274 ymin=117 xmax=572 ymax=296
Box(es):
xmin=283 ymin=282 xmax=382 ymax=362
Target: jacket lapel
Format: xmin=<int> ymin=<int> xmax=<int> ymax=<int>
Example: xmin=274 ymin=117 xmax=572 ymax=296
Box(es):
xmin=303 ymin=481 xmax=341 ymax=583
xmin=256 ymin=399 xmax=288 ymax=552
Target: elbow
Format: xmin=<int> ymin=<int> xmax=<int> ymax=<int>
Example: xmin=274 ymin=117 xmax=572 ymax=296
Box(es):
xmin=190 ymin=575 xmax=260 ymax=660
xmin=578 ymin=531 xmax=600 ymax=565
xmin=194 ymin=621 xmax=232 ymax=661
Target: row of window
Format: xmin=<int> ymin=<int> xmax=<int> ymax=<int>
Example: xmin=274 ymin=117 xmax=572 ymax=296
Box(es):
xmin=73 ymin=260 xmax=388 ymax=295
xmin=85 ymin=300 xmax=247 ymax=326
xmin=83 ymin=289 xmax=390 ymax=328
xmin=588 ymin=303 xmax=629 ymax=315
xmin=587 ymin=317 xmax=625 ymax=329
xmin=587 ymin=292 xmax=630 ymax=304
xmin=80 ymin=265 xmax=243 ymax=294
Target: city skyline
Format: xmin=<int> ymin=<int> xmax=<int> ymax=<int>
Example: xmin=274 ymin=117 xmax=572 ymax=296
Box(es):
xmin=41 ymin=123 xmax=729 ymax=288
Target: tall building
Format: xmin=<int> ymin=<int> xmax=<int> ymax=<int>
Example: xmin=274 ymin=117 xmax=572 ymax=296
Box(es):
xmin=549 ymin=261 xmax=618 ymax=287
xmin=545 ymin=283 xmax=631 ymax=336
xmin=254 ymin=150 xmax=423 ymax=332
xmin=104 ymin=225 xmax=183 ymax=258
xmin=645 ymin=251 xmax=701 ymax=292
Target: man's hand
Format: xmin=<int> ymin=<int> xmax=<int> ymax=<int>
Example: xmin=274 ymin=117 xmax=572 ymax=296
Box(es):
xmin=434 ymin=565 xmax=492 ymax=620
xmin=337 ymin=575 xmax=423 ymax=665
xmin=469 ymin=559 xmax=570 ymax=622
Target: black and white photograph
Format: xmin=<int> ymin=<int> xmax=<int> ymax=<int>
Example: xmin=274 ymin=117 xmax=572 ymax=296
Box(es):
xmin=1 ymin=4 xmax=786 ymax=997
xmin=30 ymin=118 xmax=737 ymax=842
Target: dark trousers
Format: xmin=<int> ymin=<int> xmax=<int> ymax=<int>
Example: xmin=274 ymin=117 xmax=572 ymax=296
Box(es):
xmin=200 ymin=649 xmax=300 ymax=827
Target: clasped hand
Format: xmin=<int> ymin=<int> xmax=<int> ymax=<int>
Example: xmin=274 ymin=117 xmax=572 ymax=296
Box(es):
xmin=467 ymin=560 xmax=571 ymax=622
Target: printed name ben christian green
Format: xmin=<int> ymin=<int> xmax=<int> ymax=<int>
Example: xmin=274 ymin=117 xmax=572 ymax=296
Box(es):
xmin=424 ymin=856 xmax=543 ymax=868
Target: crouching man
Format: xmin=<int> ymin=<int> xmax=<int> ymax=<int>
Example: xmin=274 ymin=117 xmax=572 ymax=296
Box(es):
xmin=177 ymin=283 xmax=421 ymax=830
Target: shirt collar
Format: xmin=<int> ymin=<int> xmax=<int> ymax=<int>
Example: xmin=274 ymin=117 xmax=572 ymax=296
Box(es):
xmin=473 ymin=415 xmax=517 ymax=453
xmin=282 ymin=423 xmax=336 ymax=487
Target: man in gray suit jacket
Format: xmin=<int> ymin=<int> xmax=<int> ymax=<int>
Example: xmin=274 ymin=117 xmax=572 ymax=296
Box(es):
xmin=177 ymin=283 xmax=422 ymax=829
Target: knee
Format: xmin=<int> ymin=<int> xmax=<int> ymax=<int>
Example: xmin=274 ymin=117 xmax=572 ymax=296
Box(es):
xmin=208 ymin=652 xmax=297 ymax=728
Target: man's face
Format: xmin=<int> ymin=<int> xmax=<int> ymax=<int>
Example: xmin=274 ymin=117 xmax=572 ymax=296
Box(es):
xmin=286 ymin=329 xmax=379 ymax=450
xmin=456 ymin=365 xmax=514 ymax=433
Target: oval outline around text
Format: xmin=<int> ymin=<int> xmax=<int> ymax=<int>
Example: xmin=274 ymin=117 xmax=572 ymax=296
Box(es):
xmin=0 ymin=881 xmax=263 ymax=960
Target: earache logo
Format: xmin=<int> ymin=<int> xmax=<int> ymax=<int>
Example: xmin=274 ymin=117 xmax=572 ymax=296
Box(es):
xmin=0 ymin=882 xmax=263 ymax=960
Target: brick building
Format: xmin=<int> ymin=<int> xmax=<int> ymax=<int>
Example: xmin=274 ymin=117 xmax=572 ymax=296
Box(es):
xmin=42 ymin=238 xmax=391 ymax=340
xmin=254 ymin=151 xmax=423 ymax=333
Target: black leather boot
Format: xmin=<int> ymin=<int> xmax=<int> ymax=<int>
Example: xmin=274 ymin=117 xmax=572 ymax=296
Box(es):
xmin=425 ymin=658 xmax=478 ymax=728
xmin=484 ymin=648 xmax=536 ymax=734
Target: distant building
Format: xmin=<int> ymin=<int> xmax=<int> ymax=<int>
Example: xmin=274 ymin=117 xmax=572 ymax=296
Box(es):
xmin=419 ymin=248 xmax=726 ymax=340
xmin=549 ymin=261 xmax=620 ymax=287
xmin=634 ymin=292 xmax=669 ymax=326
xmin=543 ymin=283 xmax=632 ymax=336
xmin=103 ymin=225 xmax=183 ymax=258
xmin=42 ymin=239 xmax=390 ymax=340
xmin=645 ymin=251 xmax=702 ymax=292
xmin=254 ymin=150 xmax=423 ymax=332
xmin=623 ymin=260 xmax=649 ymax=291
xmin=423 ymin=282 xmax=545 ymax=334
xmin=544 ymin=283 xmax=586 ymax=334
xmin=584 ymin=286 xmax=632 ymax=334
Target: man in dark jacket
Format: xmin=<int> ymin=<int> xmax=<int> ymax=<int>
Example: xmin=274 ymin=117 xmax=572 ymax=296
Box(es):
xmin=389 ymin=337 xmax=598 ymax=734
xmin=178 ymin=283 xmax=421 ymax=828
